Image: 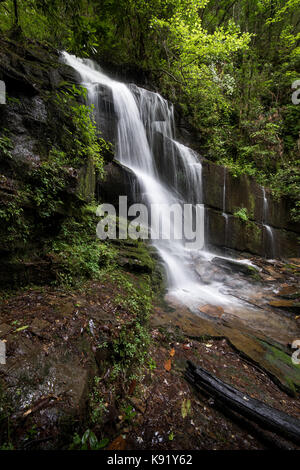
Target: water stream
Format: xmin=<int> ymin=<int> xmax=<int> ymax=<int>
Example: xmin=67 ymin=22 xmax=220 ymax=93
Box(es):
xmin=62 ymin=52 xmax=243 ymax=307
xmin=61 ymin=53 xmax=298 ymax=345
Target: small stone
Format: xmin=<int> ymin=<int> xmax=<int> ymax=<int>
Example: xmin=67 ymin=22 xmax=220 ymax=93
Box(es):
xmin=30 ymin=318 xmax=51 ymax=337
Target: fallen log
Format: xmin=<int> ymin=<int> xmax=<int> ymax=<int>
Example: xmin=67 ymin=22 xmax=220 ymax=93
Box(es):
xmin=185 ymin=360 xmax=300 ymax=446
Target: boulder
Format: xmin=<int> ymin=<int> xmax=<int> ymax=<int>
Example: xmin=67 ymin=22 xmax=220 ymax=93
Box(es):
xmin=98 ymin=160 xmax=139 ymax=207
xmin=211 ymin=257 xmax=259 ymax=276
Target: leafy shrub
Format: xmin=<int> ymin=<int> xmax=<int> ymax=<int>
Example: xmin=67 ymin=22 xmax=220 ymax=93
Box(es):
xmin=270 ymin=161 xmax=300 ymax=222
xmin=234 ymin=207 xmax=249 ymax=222
xmin=50 ymin=209 xmax=117 ymax=286
xmin=54 ymin=85 xmax=111 ymax=177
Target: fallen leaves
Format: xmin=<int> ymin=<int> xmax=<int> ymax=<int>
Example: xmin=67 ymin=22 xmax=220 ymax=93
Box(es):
xmin=128 ymin=379 xmax=137 ymax=396
xmin=107 ymin=435 xmax=126 ymax=450
xmin=164 ymin=348 xmax=176 ymax=371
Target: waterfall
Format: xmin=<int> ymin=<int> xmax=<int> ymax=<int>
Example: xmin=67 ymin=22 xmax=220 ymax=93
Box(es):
xmin=222 ymin=168 xmax=229 ymax=247
xmin=261 ymin=187 xmax=276 ymax=259
xmin=62 ymin=52 xmax=239 ymax=307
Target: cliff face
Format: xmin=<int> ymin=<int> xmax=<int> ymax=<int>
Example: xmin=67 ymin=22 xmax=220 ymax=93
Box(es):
xmin=96 ymin=82 xmax=299 ymax=259
xmin=201 ymin=161 xmax=300 ymax=259
xmin=0 ymin=38 xmax=98 ymax=286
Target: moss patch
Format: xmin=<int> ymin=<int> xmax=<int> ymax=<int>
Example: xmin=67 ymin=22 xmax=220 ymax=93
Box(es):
xmin=260 ymin=340 xmax=300 ymax=395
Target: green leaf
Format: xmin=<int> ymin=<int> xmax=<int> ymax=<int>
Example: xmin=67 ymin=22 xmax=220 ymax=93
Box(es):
xmin=15 ymin=326 xmax=29 ymax=333
xmin=181 ymin=398 xmax=191 ymax=418
xmin=97 ymin=437 xmax=109 ymax=449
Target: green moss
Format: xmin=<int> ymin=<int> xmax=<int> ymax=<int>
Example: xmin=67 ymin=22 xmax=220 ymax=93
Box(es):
xmin=260 ymin=340 xmax=300 ymax=395
xmin=246 ymin=221 xmax=262 ymax=245
xmin=50 ymin=85 xmax=110 ymax=177
xmin=78 ymin=157 xmax=96 ymax=202
xmin=0 ymin=82 xmax=114 ymax=289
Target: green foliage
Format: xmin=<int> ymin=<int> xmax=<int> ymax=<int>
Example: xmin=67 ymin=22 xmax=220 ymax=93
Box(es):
xmin=234 ymin=207 xmax=249 ymax=222
xmin=121 ymin=405 xmax=136 ymax=423
xmin=54 ymin=85 xmax=109 ymax=177
xmin=70 ymin=429 xmax=109 ymax=450
xmin=0 ymin=195 xmax=31 ymax=247
xmin=27 ymin=159 xmax=68 ymax=219
xmin=111 ymin=321 xmax=151 ymax=380
xmin=219 ymin=157 xmax=259 ymax=179
xmin=88 ymin=376 xmax=107 ymax=425
xmin=50 ymin=208 xmax=117 ymax=287
xmin=270 ymin=161 xmax=300 ymax=222
xmin=0 ymin=0 xmax=99 ymax=55
xmin=105 ymin=271 xmax=153 ymax=382
xmin=0 ymin=132 xmax=13 ymax=161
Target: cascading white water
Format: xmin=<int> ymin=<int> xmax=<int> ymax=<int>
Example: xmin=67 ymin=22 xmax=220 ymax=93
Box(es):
xmin=62 ymin=52 xmax=240 ymax=307
xmin=261 ymin=187 xmax=276 ymax=259
xmin=222 ymin=168 xmax=229 ymax=246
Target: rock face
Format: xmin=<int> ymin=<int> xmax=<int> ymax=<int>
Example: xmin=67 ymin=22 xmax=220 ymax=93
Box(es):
xmin=85 ymin=64 xmax=299 ymax=259
xmin=92 ymin=83 xmax=117 ymax=143
xmin=97 ymin=161 xmax=139 ymax=207
xmin=202 ymin=161 xmax=299 ymax=258
xmin=0 ymin=38 xmax=100 ymax=286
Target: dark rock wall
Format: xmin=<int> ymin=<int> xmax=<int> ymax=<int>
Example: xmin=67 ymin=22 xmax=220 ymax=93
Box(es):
xmin=202 ymin=161 xmax=299 ymax=258
xmin=0 ymin=39 xmax=96 ymax=286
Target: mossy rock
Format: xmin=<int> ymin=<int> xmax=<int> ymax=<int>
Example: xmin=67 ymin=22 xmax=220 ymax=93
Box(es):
xmin=260 ymin=340 xmax=300 ymax=396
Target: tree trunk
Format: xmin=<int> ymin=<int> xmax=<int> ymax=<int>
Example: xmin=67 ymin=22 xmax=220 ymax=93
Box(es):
xmin=185 ymin=361 xmax=300 ymax=446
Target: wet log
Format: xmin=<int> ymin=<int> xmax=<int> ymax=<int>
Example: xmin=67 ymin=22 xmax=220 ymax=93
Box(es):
xmin=185 ymin=361 xmax=300 ymax=446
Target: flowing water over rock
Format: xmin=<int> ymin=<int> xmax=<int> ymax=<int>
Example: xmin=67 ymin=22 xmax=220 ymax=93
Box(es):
xmin=63 ymin=53 xmax=227 ymax=305
xmin=62 ymin=53 xmax=299 ymax=349
xmin=262 ymin=186 xmax=276 ymax=259
xmin=222 ymin=167 xmax=229 ymax=247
